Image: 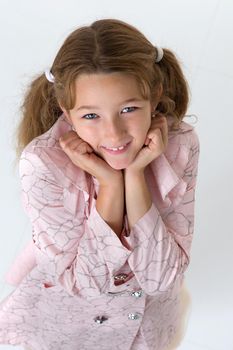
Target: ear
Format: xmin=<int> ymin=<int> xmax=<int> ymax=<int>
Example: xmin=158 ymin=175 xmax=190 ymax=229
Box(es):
xmin=150 ymin=83 xmax=163 ymax=111
xmin=58 ymin=103 xmax=72 ymax=124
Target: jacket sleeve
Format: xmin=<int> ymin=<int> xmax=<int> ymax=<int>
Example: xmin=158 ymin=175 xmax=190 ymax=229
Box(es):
xmin=19 ymin=149 xmax=131 ymax=298
xmin=88 ymin=129 xmax=200 ymax=296
xmin=121 ymin=129 xmax=200 ymax=295
xmin=4 ymin=240 xmax=37 ymax=286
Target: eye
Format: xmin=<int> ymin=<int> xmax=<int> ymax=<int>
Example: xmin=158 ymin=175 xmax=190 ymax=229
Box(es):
xmin=122 ymin=106 xmax=138 ymax=113
xmin=82 ymin=113 xmax=98 ymax=120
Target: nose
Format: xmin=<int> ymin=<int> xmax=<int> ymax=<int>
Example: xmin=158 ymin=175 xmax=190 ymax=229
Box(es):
xmin=104 ymin=118 xmax=126 ymax=143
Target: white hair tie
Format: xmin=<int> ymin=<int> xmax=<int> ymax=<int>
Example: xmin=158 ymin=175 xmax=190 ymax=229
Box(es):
xmin=45 ymin=68 xmax=55 ymax=83
xmin=155 ymin=47 xmax=164 ymax=63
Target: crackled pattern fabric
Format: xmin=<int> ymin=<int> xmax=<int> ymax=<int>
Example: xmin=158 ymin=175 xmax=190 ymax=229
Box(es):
xmin=0 ymin=113 xmax=200 ymax=350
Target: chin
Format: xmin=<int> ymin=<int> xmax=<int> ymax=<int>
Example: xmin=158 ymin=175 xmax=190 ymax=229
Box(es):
xmin=111 ymin=165 xmax=126 ymax=170
xmin=106 ymin=160 xmax=131 ymax=170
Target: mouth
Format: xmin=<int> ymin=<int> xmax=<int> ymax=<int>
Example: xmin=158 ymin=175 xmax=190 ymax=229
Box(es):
xmin=101 ymin=141 xmax=131 ymax=155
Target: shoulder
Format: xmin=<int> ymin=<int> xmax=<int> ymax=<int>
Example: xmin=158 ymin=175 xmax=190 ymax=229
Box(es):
xmin=20 ymin=113 xmax=73 ymax=178
xmin=167 ymin=115 xmax=200 ymax=149
xmin=23 ymin=113 xmax=72 ymax=153
xmin=164 ymin=116 xmax=200 ymax=176
xmin=19 ymin=114 xmax=89 ymax=194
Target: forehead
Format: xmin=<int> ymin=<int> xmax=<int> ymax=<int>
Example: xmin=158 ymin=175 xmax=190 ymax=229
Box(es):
xmin=73 ymin=72 xmax=145 ymax=103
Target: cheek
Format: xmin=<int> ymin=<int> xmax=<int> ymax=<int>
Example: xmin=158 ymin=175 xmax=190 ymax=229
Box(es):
xmin=75 ymin=127 xmax=96 ymax=146
xmin=134 ymin=120 xmax=151 ymax=142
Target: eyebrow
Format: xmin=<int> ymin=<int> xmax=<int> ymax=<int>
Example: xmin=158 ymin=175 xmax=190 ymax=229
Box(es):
xmin=76 ymin=97 xmax=144 ymax=111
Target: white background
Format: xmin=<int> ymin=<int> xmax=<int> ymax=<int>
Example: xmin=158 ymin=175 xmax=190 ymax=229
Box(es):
xmin=0 ymin=1 xmax=233 ymax=349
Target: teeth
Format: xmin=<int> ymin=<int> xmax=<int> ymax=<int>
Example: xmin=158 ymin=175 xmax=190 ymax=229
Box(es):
xmin=105 ymin=143 xmax=128 ymax=151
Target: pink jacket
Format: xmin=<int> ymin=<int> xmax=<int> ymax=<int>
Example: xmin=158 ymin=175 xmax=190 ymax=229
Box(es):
xmin=0 ymin=113 xmax=200 ymax=350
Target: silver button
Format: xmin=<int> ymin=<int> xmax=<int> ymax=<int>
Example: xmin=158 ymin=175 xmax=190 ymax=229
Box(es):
xmin=131 ymin=290 xmax=143 ymax=298
xmin=114 ymin=273 xmax=128 ymax=281
xmin=94 ymin=316 xmax=108 ymax=324
xmin=128 ymin=313 xmax=141 ymax=320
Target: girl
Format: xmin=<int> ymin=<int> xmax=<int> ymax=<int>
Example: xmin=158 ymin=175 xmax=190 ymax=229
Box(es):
xmin=0 ymin=18 xmax=200 ymax=350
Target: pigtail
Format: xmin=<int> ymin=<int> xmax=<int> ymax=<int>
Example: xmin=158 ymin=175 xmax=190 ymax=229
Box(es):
xmin=14 ymin=73 xmax=62 ymax=160
xmin=155 ymin=48 xmax=190 ymax=130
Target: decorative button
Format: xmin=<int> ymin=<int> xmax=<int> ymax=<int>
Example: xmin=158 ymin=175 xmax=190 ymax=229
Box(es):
xmin=114 ymin=273 xmax=128 ymax=281
xmin=128 ymin=313 xmax=140 ymax=320
xmin=94 ymin=316 xmax=108 ymax=324
xmin=43 ymin=282 xmax=55 ymax=288
xmin=131 ymin=290 xmax=143 ymax=298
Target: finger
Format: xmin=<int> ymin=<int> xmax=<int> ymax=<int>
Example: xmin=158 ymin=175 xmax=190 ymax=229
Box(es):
xmin=68 ymin=139 xmax=87 ymax=151
xmin=62 ymin=137 xmax=94 ymax=157
xmin=159 ymin=117 xmax=168 ymax=148
xmin=60 ymin=139 xmax=84 ymax=153
xmin=77 ymin=142 xmax=93 ymax=155
xmin=59 ymin=131 xmax=86 ymax=151
xmin=60 ymin=130 xmax=79 ymax=140
xmin=150 ymin=115 xmax=167 ymax=127
xmin=147 ymin=129 xmax=162 ymax=150
xmin=59 ymin=131 xmax=81 ymax=145
xmin=144 ymin=136 xmax=150 ymax=146
xmin=150 ymin=116 xmax=168 ymax=148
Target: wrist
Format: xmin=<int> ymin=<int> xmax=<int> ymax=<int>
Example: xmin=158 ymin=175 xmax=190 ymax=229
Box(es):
xmin=124 ymin=166 xmax=152 ymax=230
xmin=96 ymin=171 xmax=124 ymax=237
xmin=124 ymin=167 xmax=145 ymax=180
xmin=99 ymin=170 xmax=123 ymax=188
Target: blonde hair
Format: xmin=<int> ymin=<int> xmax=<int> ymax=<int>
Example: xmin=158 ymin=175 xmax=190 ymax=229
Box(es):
xmin=14 ymin=18 xmax=190 ymax=161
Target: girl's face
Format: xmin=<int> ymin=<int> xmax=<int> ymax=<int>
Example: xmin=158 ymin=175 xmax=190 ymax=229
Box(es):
xmin=62 ymin=72 xmax=156 ymax=170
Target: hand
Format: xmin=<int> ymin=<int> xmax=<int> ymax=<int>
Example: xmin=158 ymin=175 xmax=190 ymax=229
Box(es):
xmin=126 ymin=114 xmax=168 ymax=173
xmin=59 ymin=131 xmax=122 ymax=186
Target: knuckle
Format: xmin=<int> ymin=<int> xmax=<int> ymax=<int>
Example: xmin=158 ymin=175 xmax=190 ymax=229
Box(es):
xmin=160 ymin=116 xmax=167 ymax=123
xmin=59 ymin=138 xmax=65 ymax=146
xmin=60 ymin=141 xmax=71 ymax=151
xmin=61 ymin=141 xmax=69 ymax=149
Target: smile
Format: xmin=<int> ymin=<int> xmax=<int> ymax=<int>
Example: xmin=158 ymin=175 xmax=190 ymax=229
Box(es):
xmin=102 ymin=141 xmax=131 ymax=154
